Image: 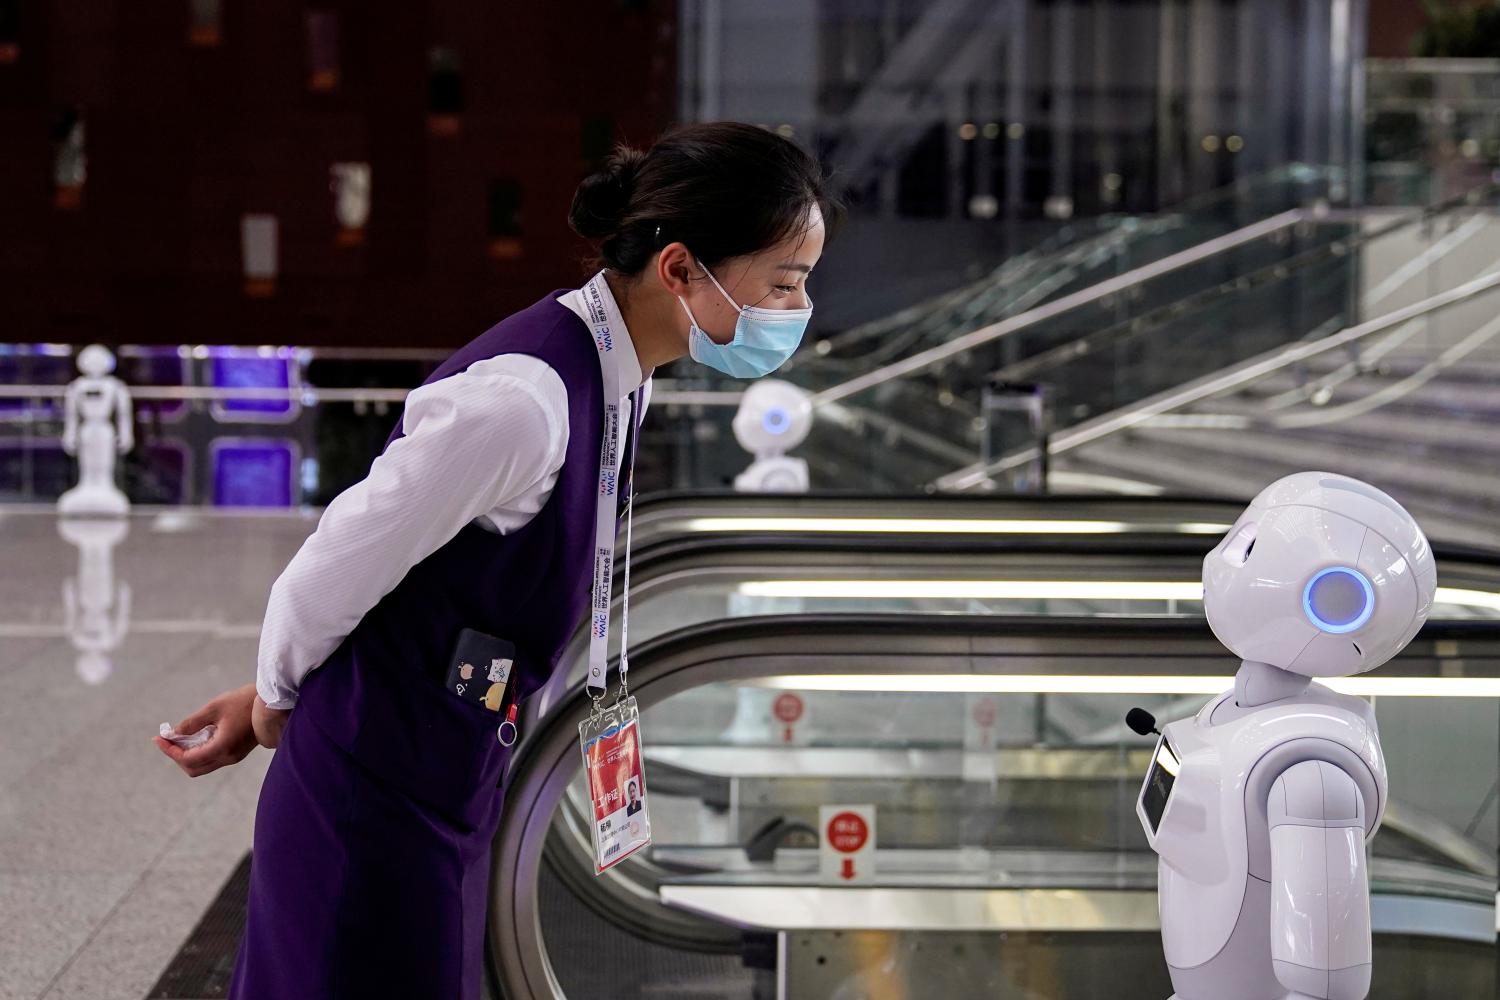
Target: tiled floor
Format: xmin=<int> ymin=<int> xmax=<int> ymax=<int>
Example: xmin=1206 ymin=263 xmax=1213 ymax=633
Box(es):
xmin=0 ymin=507 xmax=315 ymax=1000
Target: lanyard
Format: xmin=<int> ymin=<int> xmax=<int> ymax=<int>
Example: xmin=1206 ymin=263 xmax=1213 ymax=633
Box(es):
xmin=582 ymin=272 xmax=641 ymax=701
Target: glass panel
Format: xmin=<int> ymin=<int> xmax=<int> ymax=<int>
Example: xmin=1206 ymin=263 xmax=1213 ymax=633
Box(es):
xmin=623 ymin=678 xmax=1496 ymax=895
xmin=1366 ymin=60 xmax=1500 ymax=206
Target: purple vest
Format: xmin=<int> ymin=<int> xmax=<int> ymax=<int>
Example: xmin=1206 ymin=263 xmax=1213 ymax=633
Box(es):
xmin=293 ymin=289 xmax=632 ymax=830
xmin=230 ymin=290 xmax=642 ymax=1000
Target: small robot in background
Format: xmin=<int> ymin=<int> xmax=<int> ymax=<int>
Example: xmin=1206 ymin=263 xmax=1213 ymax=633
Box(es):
xmin=1130 ymin=471 xmax=1435 ymax=1000
xmin=732 ymin=378 xmax=813 ymax=493
xmin=58 ymin=344 xmax=134 ymax=516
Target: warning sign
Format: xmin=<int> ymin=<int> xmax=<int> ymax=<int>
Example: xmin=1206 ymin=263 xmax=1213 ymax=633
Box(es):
xmin=773 ymin=691 xmax=806 ymax=744
xmin=819 ymin=804 xmax=875 ymax=884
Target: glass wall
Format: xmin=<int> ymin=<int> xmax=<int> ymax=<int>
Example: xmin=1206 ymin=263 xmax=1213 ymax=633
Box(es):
xmin=1366 ymin=58 xmax=1500 ymax=205
xmin=680 ymin=0 xmax=1368 ymax=331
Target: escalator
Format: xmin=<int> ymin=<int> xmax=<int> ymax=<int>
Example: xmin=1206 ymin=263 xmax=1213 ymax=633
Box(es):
xmin=485 ymin=496 xmax=1500 ymax=999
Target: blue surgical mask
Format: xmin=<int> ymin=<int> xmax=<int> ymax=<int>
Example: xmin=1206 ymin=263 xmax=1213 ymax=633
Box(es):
xmin=678 ymin=258 xmax=813 ymax=379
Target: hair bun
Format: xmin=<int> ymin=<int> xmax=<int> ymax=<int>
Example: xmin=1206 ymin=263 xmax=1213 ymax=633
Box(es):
xmin=569 ymin=145 xmax=646 ymax=240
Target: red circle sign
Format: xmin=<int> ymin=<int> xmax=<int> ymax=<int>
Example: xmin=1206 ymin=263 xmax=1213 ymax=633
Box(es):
xmin=826 ymin=811 xmax=869 ymax=854
xmin=773 ymin=692 xmax=804 ymax=724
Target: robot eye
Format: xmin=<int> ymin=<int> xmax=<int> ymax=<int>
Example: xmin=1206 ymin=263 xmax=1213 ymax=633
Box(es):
xmin=1303 ymin=567 xmax=1375 ymax=633
xmin=762 ymin=408 xmax=790 ymax=435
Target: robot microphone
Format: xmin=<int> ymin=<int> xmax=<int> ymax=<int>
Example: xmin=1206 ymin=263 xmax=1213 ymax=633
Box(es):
xmin=1125 ymin=708 xmax=1160 ymax=737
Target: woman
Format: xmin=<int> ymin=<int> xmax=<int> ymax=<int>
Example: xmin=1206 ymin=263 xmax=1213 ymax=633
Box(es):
xmin=154 ymin=121 xmax=839 ymax=999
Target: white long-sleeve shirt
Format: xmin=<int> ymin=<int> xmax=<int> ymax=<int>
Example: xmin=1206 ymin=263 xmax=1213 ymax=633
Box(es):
xmin=255 ymin=281 xmax=651 ymax=709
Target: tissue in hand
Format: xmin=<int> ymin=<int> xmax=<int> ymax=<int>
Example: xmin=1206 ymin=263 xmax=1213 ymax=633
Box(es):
xmin=159 ymin=722 xmax=216 ymax=749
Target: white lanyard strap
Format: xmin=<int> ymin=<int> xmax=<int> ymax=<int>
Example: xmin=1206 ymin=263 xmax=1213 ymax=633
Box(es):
xmin=617 ymin=385 xmax=642 ymax=691
xmin=583 ymin=273 xmax=636 ymax=697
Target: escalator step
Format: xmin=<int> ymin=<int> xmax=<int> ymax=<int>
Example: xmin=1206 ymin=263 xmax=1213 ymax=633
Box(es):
xmin=537 ymin=861 xmax=755 ymax=999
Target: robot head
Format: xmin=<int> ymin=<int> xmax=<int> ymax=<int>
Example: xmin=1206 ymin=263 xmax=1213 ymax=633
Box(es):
xmin=732 ymin=379 xmax=813 ymax=458
xmin=76 ymin=344 xmax=116 ymax=377
xmin=1202 ymin=472 xmax=1436 ymax=678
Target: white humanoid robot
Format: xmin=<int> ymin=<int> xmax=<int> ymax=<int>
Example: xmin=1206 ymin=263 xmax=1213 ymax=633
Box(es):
xmin=58 ymin=344 xmax=134 ymax=516
xmin=732 ymin=379 xmax=812 ymax=493
xmin=1130 ymin=471 xmax=1435 ymax=1000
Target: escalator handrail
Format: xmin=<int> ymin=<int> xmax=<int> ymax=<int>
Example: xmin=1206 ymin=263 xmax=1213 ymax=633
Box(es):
xmin=623 ymin=491 xmax=1500 ymax=570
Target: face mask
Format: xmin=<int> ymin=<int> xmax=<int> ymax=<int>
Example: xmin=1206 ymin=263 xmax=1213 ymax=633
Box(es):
xmin=678 ymin=258 xmax=813 ymax=379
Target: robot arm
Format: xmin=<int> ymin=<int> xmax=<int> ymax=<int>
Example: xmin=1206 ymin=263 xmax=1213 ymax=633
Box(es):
xmin=112 ymin=378 xmax=135 ymax=453
xmin=61 ymin=381 xmax=80 ymax=455
xmin=1268 ymin=759 xmax=1372 ymax=1000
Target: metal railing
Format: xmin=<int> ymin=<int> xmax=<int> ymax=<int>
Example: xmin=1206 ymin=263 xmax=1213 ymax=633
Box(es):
xmin=934 ymin=262 xmax=1500 ymax=491
xmin=807 ymin=209 xmax=1307 ymax=406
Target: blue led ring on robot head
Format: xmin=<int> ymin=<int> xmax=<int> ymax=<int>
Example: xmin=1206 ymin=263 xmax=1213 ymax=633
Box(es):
xmin=762 ymin=407 xmax=790 ymax=435
xmin=1302 ymin=566 xmax=1375 ymax=633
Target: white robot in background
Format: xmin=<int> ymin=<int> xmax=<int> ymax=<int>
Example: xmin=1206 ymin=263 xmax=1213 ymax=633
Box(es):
xmin=732 ymin=379 xmax=812 ymax=493
xmin=1130 ymin=472 xmax=1435 ymax=1000
xmin=59 ymin=344 xmax=134 ymax=516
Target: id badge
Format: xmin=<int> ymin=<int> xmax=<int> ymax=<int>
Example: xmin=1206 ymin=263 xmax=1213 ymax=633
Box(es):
xmin=578 ymin=695 xmax=652 ymax=874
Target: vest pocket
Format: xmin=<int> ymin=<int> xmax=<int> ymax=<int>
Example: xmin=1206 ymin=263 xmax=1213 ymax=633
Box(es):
xmin=297 ymin=638 xmax=520 ymax=832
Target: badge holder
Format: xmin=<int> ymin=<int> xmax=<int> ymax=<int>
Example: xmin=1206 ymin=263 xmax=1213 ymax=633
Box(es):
xmin=579 ymin=680 xmax=652 ymax=874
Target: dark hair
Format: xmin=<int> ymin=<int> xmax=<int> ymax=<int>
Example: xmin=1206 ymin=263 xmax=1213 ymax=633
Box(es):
xmin=569 ymin=122 xmax=843 ymax=276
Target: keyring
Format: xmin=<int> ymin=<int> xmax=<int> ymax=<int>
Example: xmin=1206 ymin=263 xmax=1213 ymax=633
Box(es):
xmin=497 ymin=703 xmax=519 ymax=747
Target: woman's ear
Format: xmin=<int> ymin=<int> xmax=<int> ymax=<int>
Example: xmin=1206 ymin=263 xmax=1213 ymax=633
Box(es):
xmin=655 ymin=242 xmax=696 ymax=298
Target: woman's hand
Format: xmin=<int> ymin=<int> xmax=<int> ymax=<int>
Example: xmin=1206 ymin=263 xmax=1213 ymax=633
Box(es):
xmin=153 ymin=682 xmax=261 ymax=777
xmin=251 ymin=694 xmax=292 ymax=749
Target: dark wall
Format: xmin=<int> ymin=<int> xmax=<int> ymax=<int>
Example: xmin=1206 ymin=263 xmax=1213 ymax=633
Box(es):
xmin=1367 ymin=0 xmax=1489 ymax=58
xmin=0 ymin=1 xmax=674 ymax=350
